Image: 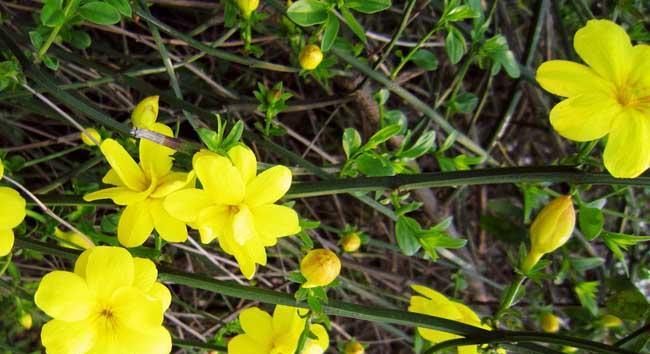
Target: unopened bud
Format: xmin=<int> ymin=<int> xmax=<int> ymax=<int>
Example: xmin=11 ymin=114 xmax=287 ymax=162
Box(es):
xmin=80 ymin=128 xmax=102 ymax=146
xmin=344 ymin=341 xmax=365 ymax=354
xmin=236 ymin=0 xmax=259 ymax=19
xmin=601 ymin=314 xmax=622 ymax=328
xmin=300 ymin=248 xmax=341 ymax=288
xmin=341 ymin=233 xmax=362 ymax=253
xmin=540 ymin=313 xmax=560 ymax=333
xmin=522 ymin=195 xmax=575 ymax=272
xmin=299 ymin=45 xmax=323 ymax=70
xmin=19 ymin=313 xmax=32 ymax=330
xmin=131 ymin=96 xmax=159 ymax=128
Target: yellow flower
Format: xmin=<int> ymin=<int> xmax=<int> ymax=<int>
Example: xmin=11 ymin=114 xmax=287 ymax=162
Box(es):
xmin=341 ymin=232 xmax=362 ymax=253
xmin=83 ymin=128 xmax=194 ymax=248
xmin=0 ymin=158 xmax=4 ymax=178
xmin=80 ymin=128 xmax=102 ymax=146
xmin=34 ymin=246 xmax=172 ymax=354
xmin=299 ymin=45 xmax=323 ymax=70
xmin=344 ymin=340 xmax=365 ymax=354
xmin=55 ymin=227 xmax=95 ymax=250
xmin=601 ymin=314 xmax=623 ymax=328
xmin=562 ymin=346 xmax=578 ymax=353
xmin=131 ymin=96 xmax=160 ymax=129
xmin=236 ymin=0 xmax=259 ymax=19
xmin=408 ymin=285 xmax=492 ymax=354
xmin=0 ymin=187 xmax=26 ymax=257
xmin=540 ymin=313 xmax=560 ymax=333
xmin=19 ymin=312 xmax=32 ymax=330
xmin=228 ymin=305 xmax=328 ymax=354
xmin=521 ymin=195 xmax=575 ymax=273
xmin=536 ymin=20 xmax=650 ymax=178
xmin=300 ymin=248 xmax=341 ymax=288
xmin=163 ymin=146 xmax=300 ymax=279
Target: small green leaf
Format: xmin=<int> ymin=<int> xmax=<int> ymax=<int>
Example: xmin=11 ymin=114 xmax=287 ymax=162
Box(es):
xmin=321 ymin=12 xmax=339 ymax=52
xmin=340 ymin=7 xmax=367 ymax=43
xmin=366 ymin=124 xmax=401 ymax=149
xmin=395 ymin=216 xmax=421 ymax=256
xmin=398 ymin=131 xmax=436 ymax=159
xmin=449 ymin=91 xmax=477 ymax=113
xmin=68 ymin=30 xmax=92 ymax=49
xmin=355 ymin=153 xmax=394 ymax=176
xmin=410 ymin=49 xmax=439 ymax=71
xmin=346 ymin=0 xmax=391 ymax=14
xmin=342 ymin=128 xmax=362 ymax=159
xmin=578 ymin=206 xmax=604 ymax=240
xmin=78 ymin=2 xmax=121 ymax=25
xmin=41 ymin=4 xmax=66 ymax=27
xmin=445 ymin=5 xmax=480 ymax=22
xmin=575 ymin=281 xmax=600 ymax=316
xmin=106 ymin=0 xmax=132 ymax=17
xmin=287 ymin=0 xmax=329 ymax=26
xmin=445 ymin=26 xmax=466 ymax=64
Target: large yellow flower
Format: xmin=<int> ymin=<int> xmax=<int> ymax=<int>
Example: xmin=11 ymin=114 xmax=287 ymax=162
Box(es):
xmin=83 ymin=126 xmax=194 ymax=248
xmin=35 ymin=246 xmax=172 ymax=354
xmin=164 ymin=146 xmax=300 ymax=279
xmin=536 ymin=19 xmax=650 ymax=178
xmin=408 ymin=285 xmax=492 ymax=354
xmin=228 ymin=305 xmax=328 ymax=354
xmin=0 ymin=187 xmax=26 ymax=256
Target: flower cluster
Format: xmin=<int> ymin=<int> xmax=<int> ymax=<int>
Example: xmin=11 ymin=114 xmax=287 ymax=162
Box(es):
xmin=35 ymin=246 xmax=172 ymax=354
xmin=228 ymin=305 xmax=329 ymax=354
xmin=536 ymin=20 xmax=650 ymax=178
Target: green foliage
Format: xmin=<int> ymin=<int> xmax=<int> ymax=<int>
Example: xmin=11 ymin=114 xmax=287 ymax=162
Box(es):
xmin=575 ymin=281 xmax=600 ymax=316
xmin=395 ymin=215 xmax=466 ymax=259
xmin=253 ymin=82 xmax=292 ymax=136
xmin=197 ymin=115 xmax=244 ymax=155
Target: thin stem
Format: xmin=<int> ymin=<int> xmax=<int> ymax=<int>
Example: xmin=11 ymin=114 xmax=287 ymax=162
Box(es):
xmin=496 ymin=274 xmax=526 ymax=319
xmin=373 ymin=0 xmax=417 ymax=71
xmin=391 ymin=24 xmax=443 ymax=79
xmin=38 ymin=0 xmax=79 ymax=58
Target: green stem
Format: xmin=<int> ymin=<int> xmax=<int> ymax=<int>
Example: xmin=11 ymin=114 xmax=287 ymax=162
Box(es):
xmin=496 ymin=274 xmax=526 ymax=318
xmin=391 ymin=23 xmax=443 ymax=79
xmin=12 ymin=237 xmax=634 ymax=354
xmin=38 ymin=0 xmax=80 ymax=58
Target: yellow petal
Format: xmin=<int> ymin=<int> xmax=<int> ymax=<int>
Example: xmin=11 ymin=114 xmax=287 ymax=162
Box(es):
xmin=410 ymin=284 xmax=449 ymax=303
xmin=0 ymin=187 xmax=26 ymax=228
xmin=150 ymin=199 xmax=188 ymax=243
xmin=0 ymin=229 xmax=14 ymax=257
xmin=131 ymin=96 xmax=159 ymax=128
xmin=245 ymin=165 xmax=292 ymax=207
xmin=41 ymin=319 xmax=96 ymax=354
xmin=100 ymin=139 xmax=147 ymax=191
xmin=196 ymin=205 xmax=230 ymax=244
xmin=151 ymin=171 xmax=195 ymax=199
xmin=0 ymin=159 xmax=3 ymax=179
xmin=603 ymin=109 xmax=650 ymax=178
xmin=89 ymin=324 xmax=171 ymax=354
xmin=272 ymin=305 xmax=303 ymax=352
xmin=111 ymin=287 xmax=164 ymax=329
xmin=149 ymin=282 xmax=172 ymax=312
xmin=195 ymin=155 xmax=245 ymax=205
xmin=536 ymin=60 xmax=613 ymax=97
xmin=251 ymin=204 xmax=300 ymax=245
xmin=574 ymin=20 xmax=632 ymax=86
xmin=163 ymin=188 xmax=212 ymax=223
xmin=549 ymin=94 xmax=620 ymax=141
xmin=239 ymin=307 xmax=273 ymax=344
xmin=74 ymin=248 xmax=93 ymax=278
xmin=228 ymin=145 xmax=257 ymax=184
xmin=133 ymin=257 xmax=157 ymax=292
xmin=453 ymin=302 xmax=481 ymax=326
xmin=230 ymin=245 xmax=260 ymax=279
xmin=85 ymin=246 xmax=134 ymax=300
xmin=229 ymin=334 xmax=271 ymax=354
xmin=83 ymin=186 xmax=149 ymax=206
xmin=140 ymin=122 xmax=174 ymax=181
xmin=458 ymin=344 xmax=479 ymax=354
xmin=118 ymin=200 xmax=155 ymax=248
xmin=231 ymin=205 xmax=256 ymax=245
xmin=102 ymin=168 xmax=124 ymax=186
xmin=35 ymin=271 xmax=95 ymax=321
xmin=303 ymin=324 xmax=329 ymax=354
xmin=629 ymin=44 xmax=650 ymax=89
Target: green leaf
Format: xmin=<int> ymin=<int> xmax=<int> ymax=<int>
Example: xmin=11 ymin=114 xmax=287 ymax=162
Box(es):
xmin=346 ymin=0 xmax=391 ymax=14
xmin=321 ymin=12 xmax=339 ymax=52
xmin=445 ymin=4 xmax=480 ymax=22
xmin=395 ymin=216 xmax=421 ymax=256
xmin=399 ymin=131 xmax=436 ymax=159
xmin=340 ymin=7 xmax=367 ymax=43
xmin=41 ymin=4 xmax=66 ymax=27
xmin=574 ymin=281 xmax=600 ymax=316
xmin=410 ymin=49 xmax=439 ymax=71
xmin=606 ymin=286 xmax=649 ymax=321
xmin=578 ymin=206 xmax=604 ymax=240
xmin=569 ymin=257 xmax=604 ymax=274
xmin=342 ymin=128 xmax=362 ymax=159
xmin=355 ymin=153 xmax=394 ymax=177
xmin=222 ymin=120 xmax=244 ymax=149
xmin=287 ymin=0 xmax=329 ymax=26
xmin=78 ymin=2 xmax=121 ymax=25
xmin=366 ymin=124 xmax=401 ymax=149
xmin=449 ymin=91 xmax=477 ymax=113
xmin=197 ymin=128 xmax=220 ymax=152
xmin=106 ymin=0 xmax=132 ymax=17
xmin=445 ymin=26 xmax=466 ymax=64
xmin=67 ymin=30 xmax=92 ymax=49
xmin=602 ymin=231 xmax=650 ymax=275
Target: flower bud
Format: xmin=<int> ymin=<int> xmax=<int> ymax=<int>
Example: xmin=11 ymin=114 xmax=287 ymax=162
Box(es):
xmin=562 ymin=346 xmax=578 ymax=353
xmin=80 ymin=127 xmax=102 ymax=146
xmin=522 ymin=195 xmax=575 ymax=272
xmin=131 ymin=96 xmax=159 ymax=128
xmin=540 ymin=313 xmax=560 ymax=333
xmin=341 ymin=233 xmax=361 ymax=253
xmin=344 ymin=341 xmax=365 ymax=354
xmin=601 ymin=314 xmax=622 ymax=328
xmin=0 ymin=158 xmax=4 ymax=179
xmin=300 ymin=248 xmax=341 ymax=288
xmin=55 ymin=228 xmax=95 ymax=250
xmin=19 ymin=312 xmax=32 ymax=330
xmin=299 ymin=45 xmax=323 ymax=70
xmin=236 ymin=0 xmax=259 ymax=19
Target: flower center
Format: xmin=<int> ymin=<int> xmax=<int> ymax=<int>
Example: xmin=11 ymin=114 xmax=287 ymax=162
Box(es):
xmin=227 ymin=205 xmax=240 ymax=215
xmin=616 ymin=84 xmax=650 ymax=112
xmin=96 ymin=306 xmax=119 ymax=330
